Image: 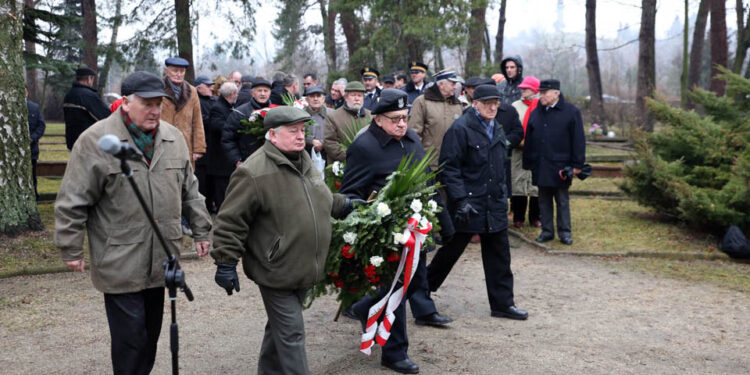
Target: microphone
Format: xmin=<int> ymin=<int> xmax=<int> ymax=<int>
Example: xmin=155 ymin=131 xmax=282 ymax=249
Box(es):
xmin=98 ymin=134 xmax=143 ymax=161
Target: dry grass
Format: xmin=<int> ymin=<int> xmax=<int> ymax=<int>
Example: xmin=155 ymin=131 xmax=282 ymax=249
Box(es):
xmin=37 ymin=177 xmax=62 ymax=194
xmin=587 ymin=145 xmax=632 ymax=157
xmin=570 ymin=177 xmax=623 ymax=194
xmin=608 ymin=257 xmax=750 ymax=292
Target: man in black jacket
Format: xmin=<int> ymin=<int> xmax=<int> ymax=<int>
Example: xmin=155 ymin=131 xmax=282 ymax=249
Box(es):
xmin=428 ymin=84 xmax=528 ymax=321
xmin=208 ymin=82 xmax=239 ymax=211
xmin=63 ymin=67 xmax=110 ymax=150
xmin=195 ymin=75 xmax=217 ymax=212
xmin=27 ymin=89 xmax=46 ymax=199
xmin=523 ymin=79 xmax=586 ymax=246
xmin=221 ymin=79 xmax=272 ymax=166
xmin=234 ymin=76 xmax=255 ymax=106
xmin=340 ymin=89 xmax=453 ymax=374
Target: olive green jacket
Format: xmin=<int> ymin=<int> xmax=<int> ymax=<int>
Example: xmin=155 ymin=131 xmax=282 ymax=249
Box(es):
xmin=211 ymin=142 xmax=347 ymax=290
xmin=323 ymin=104 xmax=371 ymax=163
xmin=54 ymin=108 xmax=212 ymax=294
xmin=407 ymin=84 xmax=463 ymax=171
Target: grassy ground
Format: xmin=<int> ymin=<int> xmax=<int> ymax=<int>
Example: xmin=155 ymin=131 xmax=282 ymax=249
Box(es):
xmin=44 ymin=122 xmax=64 ymax=136
xmin=513 ymin=199 xmax=718 ymax=254
xmin=569 ymin=177 xmax=623 ymax=194
xmin=39 ymin=123 xmax=69 ymax=161
xmin=37 ymin=177 xmax=62 ymax=194
xmin=587 ymin=145 xmax=632 ymax=157
xmin=607 ymin=257 xmax=750 ymax=292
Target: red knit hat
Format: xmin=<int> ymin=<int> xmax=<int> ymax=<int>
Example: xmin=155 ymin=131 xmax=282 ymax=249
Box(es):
xmin=518 ymin=76 xmax=540 ymax=93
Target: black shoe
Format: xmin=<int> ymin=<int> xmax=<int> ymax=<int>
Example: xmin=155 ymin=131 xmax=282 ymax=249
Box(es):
xmin=560 ymin=236 xmax=573 ymax=245
xmin=342 ymin=306 xmax=359 ymax=320
xmin=491 ymin=305 xmax=529 ymax=320
xmin=535 ymin=234 xmax=554 ymax=243
xmin=382 ymin=358 xmax=419 ymax=374
xmin=414 ymin=312 xmax=453 ymax=327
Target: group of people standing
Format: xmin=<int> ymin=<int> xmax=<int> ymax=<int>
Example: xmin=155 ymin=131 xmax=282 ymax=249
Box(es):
xmin=52 ymin=54 xmax=585 ymax=374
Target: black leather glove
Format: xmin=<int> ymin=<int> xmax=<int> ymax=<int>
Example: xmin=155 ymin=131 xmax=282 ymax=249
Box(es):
xmin=343 ymin=198 xmax=368 ymax=216
xmin=215 ymin=262 xmax=240 ymax=295
xmin=455 ymin=200 xmax=479 ymax=223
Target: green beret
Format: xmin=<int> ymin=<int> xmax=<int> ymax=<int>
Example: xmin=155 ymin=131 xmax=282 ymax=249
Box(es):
xmin=264 ymin=106 xmax=311 ymax=130
xmin=345 ymin=81 xmax=366 ymax=92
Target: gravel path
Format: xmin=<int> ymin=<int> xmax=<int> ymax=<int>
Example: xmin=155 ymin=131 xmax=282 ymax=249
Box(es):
xmin=1 ymin=238 xmax=749 ymax=374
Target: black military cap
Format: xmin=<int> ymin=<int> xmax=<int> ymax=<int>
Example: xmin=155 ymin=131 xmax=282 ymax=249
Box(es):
xmin=304 ymin=85 xmax=325 ymax=96
xmin=361 ymin=67 xmax=380 ymax=79
xmin=409 ymin=61 xmax=428 ymax=73
xmin=165 ymin=57 xmax=190 ymax=67
xmin=264 ymin=106 xmax=311 ymax=130
xmin=194 ymin=75 xmax=214 ymax=86
xmin=75 ymin=67 xmax=97 ymax=78
xmin=252 ymin=78 xmax=272 ymax=89
xmin=121 ymin=71 xmax=168 ymax=99
xmin=382 ymin=75 xmax=395 ymax=84
xmin=539 ymin=79 xmax=561 ymax=91
xmin=472 ymin=84 xmax=502 ymax=101
xmin=371 ymin=88 xmax=408 ymax=115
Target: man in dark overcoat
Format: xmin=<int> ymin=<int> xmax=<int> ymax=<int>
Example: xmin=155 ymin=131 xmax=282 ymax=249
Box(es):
xmin=27 ymin=89 xmax=46 ymax=199
xmin=195 ymin=75 xmax=217 ymax=212
xmin=428 ymin=84 xmax=528 ymax=321
xmin=63 ymin=67 xmax=111 ymax=150
xmin=523 ymin=79 xmax=586 ymax=245
xmin=221 ymin=79 xmax=272 ymax=167
xmin=208 ymin=82 xmax=239 ymax=211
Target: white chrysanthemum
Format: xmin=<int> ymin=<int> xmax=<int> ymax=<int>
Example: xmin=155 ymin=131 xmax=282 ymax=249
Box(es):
xmin=427 ymin=200 xmax=438 ymax=213
xmin=376 ymin=202 xmax=391 ymax=217
xmin=393 ymin=232 xmax=405 ymax=245
xmin=370 ymin=256 xmax=384 ymax=267
xmin=332 ymin=161 xmax=343 ymax=176
xmin=343 ymin=232 xmax=357 ymax=244
xmin=410 ymin=199 xmax=423 ymax=213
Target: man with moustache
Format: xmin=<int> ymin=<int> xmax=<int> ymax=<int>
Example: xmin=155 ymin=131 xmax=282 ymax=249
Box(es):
xmin=323 ymin=81 xmax=371 ymax=163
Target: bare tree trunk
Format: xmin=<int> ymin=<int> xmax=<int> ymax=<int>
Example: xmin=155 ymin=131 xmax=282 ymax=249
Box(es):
xmin=494 ymin=0 xmax=506 ymax=69
xmin=585 ymin=0 xmax=604 ymax=126
xmin=175 ymin=0 xmax=195 ymax=83
xmin=681 ymin=0 xmax=689 ymax=108
xmin=23 ymin=0 xmax=37 ymax=101
xmin=687 ymin=0 xmax=708 ymax=107
xmin=81 ymin=0 xmax=97 ymax=77
xmin=465 ymin=0 xmax=486 ymax=77
xmin=98 ymin=0 xmax=122 ymax=94
xmin=339 ymin=8 xmax=361 ymax=74
xmin=319 ymin=0 xmax=337 ymax=75
xmin=709 ymin=0 xmax=728 ymax=95
xmin=636 ymin=0 xmax=656 ymax=132
xmin=483 ymin=25 xmax=492 ymax=68
xmin=0 ymin=0 xmax=43 ymax=235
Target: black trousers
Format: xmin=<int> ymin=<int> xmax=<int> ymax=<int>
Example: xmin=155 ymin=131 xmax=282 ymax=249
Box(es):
xmin=353 ymin=253 xmax=429 ymax=362
xmin=31 ymin=159 xmax=38 ymax=200
xmin=196 ymin=164 xmax=215 ymax=213
xmin=104 ymin=287 xmax=165 ymax=375
xmin=427 ymin=231 xmax=514 ymax=312
xmin=511 ymin=196 xmax=540 ymax=224
xmin=211 ymin=175 xmax=230 ymax=211
xmin=538 ymin=186 xmax=571 ymax=239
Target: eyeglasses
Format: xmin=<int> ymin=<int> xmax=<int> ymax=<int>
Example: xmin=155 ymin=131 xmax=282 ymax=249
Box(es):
xmin=382 ymin=114 xmax=408 ymax=123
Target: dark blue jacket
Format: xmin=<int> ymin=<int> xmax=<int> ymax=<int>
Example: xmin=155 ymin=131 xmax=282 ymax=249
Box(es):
xmin=27 ymin=99 xmax=46 ymax=160
xmin=362 ymin=87 xmax=382 ymax=112
xmin=402 ymin=81 xmax=426 ymax=108
xmin=522 ymin=95 xmax=586 ymax=188
xmin=208 ymin=96 xmax=236 ymax=176
xmin=439 ymin=109 xmax=509 ymax=234
xmin=197 ymin=93 xmax=216 ymax=168
xmin=62 ymin=82 xmax=110 ymax=150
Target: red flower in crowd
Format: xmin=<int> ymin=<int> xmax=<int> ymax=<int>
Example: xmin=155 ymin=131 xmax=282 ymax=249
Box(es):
xmin=341 ymin=245 xmax=354 ymax=258
xmin=363 ymin=265 xmax=376 ymax=278
xmin=328 ymin=272 xmax=339 ymax=279
xmin=334 ymin=181 xmax=341 ymax=189
xmin=348 ymin=288 xmax=359 ymax=293
xmin=386 ymin=253 xmax=400 ymax=262
xmin=334 ymin=280 xmax=343 ymax=288
xmin=369 ymin=276 xmax=380 ymax=284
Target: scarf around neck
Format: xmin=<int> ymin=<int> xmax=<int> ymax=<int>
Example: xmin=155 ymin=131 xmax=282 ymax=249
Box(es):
xmin=521 ymin=98 xmax=539 ymax=140
xmin=167 ymin=79 xmax=182 ymax=101
xmin=123 ymin=113 xmax=158 ymax=164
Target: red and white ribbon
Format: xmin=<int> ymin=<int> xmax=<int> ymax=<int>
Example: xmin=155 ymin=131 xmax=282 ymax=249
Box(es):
xmin=360 ymin=213 xmax=432 ymax=355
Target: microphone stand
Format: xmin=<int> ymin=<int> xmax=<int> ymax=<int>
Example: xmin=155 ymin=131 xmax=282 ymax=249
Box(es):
xmin=119 ymin=157 xmax=193 ymax=375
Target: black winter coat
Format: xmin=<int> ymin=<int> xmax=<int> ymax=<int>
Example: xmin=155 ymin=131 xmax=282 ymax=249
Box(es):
xmin=362 ymin=87 xmax=382 ymax=111
xmin=402 ymin=81 xmax=426 ymax=107
xmin=340 ymin=122 xmax=454 ymax=238
xmin=63 ymin=82 xmax=110 ymax=150
xmin=235 ymin=85 xmax=254 ymax=107
xmin=494 ymin=103 xmax=524 ymax=148
xmin=497 ymin=55 xmax=524 ymax=105
xmin=221 ymin=98 xmax=268 ymax=164
xmin=27 ymin=99 xmax=46 ymax=160
xmin=207 ymin=96 xmax=236 ymax=176
xmin=523 ymin=95 xmax=586 ymax=188
xmin=197 ymin=93 xmax=216 ymax=168
xmin=439 ymin=109 xmax=509 ymax=234
xmin=325 ymin=94 xmax=344 ymax=109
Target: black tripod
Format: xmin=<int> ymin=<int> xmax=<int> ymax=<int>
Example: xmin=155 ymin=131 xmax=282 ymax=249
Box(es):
xmin=119 ymin=157 xmax=193 ymax=375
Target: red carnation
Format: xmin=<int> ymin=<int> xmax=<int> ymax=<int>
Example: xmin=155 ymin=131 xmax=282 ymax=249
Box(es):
xmin=328 ymin=272 xmax=339 ymax=279
xmin=369 ymin=276 xmax=380 ymax=284
xmin=341 ymin=245 xmax=354 ymax=258
xmin=348 ymin=288 xmax=359 ymax=293
xmin=363 ymin=265 xmax=376 ymax=278
xmin=334 ymin=280 xmax=343 ymax=288
xmin=386 ymin=253 xmax=400 ymax=262
xmin=334 ymin=181 xmax=341 ymax=189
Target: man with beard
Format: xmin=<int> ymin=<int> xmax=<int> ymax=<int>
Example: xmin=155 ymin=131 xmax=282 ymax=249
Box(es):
xmin=323 ymin=81 xmax=371 ymax=163
xmin=222 ymin=78 xmax=272 ymax=167
xmin=361 ymin=67 xmax=382 ymax=111
xmin=160 ymin=57 xmax=206 ymax=169
xmin=496 ymin=55 xmax=525 ymax=104
xmin=208 ymin=82 xmax=239 ymax=211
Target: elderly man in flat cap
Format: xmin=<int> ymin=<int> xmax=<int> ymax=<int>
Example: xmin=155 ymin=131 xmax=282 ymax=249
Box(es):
xmin=523 ymin=79 xmax=586 ymax=246
xmin=211 ymin=106 xmax=358 ymax=375
xmin=323 ymin=81 xmax=371 ymax=163
xmin=160 ymin=57 xmax=206 ymax=168
xmin=63 ymin=66 xmax=111 ymax=150
xmin=55 ymin=71 xmax=212 ymax=374
xmin=339 ymin=89 xmax=454 ymax=374
xmin=428 ymin=84 xmax=529 ymax=322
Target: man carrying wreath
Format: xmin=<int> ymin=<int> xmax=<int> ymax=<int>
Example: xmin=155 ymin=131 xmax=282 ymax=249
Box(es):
xmin=339 ymin=88 xmax=454 ymax=374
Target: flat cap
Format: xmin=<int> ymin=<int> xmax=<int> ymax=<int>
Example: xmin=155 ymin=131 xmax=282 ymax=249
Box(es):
xmin=194 ymin=75 xmax=214 ymax=86
xmin=539 ymin=79 xmax=561 ymax=91
xmin=165 ymin=57 xmax=190 ymax=67
xmin=252 ymin=78 xmax=272 ymax=89
xmin=345 ymin=81 xmax=366 ymax=92
xmin=264 ymin=106 xmax=311 ymax=130
xmin=472 ymin=84 xmax=502 ymax=101
xmin=361 ymin=67 xmax=380 ymax=79
xmin=409 ymin=61 xmax=428 ymax=73
xmin=304 ymin=85 xmax=325 ymax=96
xmin=75 ymin=67 xmax=97 ymax=77
xmin=121 ymin=71 xmax=168 ymax=99
xmin=371 ymin=88 xmax=408 ymax=115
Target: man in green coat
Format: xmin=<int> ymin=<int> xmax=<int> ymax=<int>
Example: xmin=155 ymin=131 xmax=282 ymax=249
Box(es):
xmin=55 ymin=71 xmax=212 ymax=374
xmin=211 ymin=106 xmax=360 ymax=374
